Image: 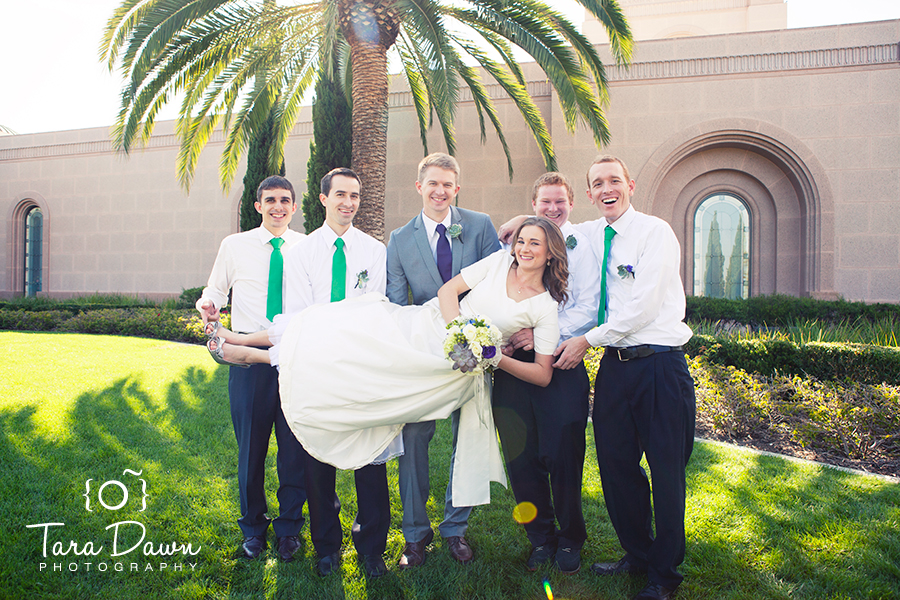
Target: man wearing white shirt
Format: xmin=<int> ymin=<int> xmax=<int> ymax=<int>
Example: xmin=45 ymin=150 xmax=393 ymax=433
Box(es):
xmin=196 ymin=176 xmax=308 ymax=562
xmin=493 ymin=172 xmax=600 ymax=575
xmin=282 ymin=167 xmax=391 ymax=579
xmin=555 ymin=156 xmax=695 ymax=600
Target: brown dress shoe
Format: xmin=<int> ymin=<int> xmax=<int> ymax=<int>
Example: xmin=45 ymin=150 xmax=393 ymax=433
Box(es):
xmin=445 ymin=536 xmax=474 ymax=564
xmin=398 ymin=529 xmax=434 ymax=569
xmin=276 ymin=535 xmax=301 ymax=562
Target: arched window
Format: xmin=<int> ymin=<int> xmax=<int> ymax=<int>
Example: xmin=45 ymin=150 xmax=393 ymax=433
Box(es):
xmin=693 ymin=193 xmax=749 ymax=299
xmin=25 ymin=207 xmax=43 ymax=296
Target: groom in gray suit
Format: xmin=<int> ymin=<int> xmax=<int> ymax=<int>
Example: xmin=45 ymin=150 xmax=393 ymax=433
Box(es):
xmin=386 ymin=153 xmax=500 ymax=567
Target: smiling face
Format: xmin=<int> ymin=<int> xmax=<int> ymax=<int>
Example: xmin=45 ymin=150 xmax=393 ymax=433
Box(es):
xmin=586 ymin=160 xmax=635 ymax=224
xmin=514 ymin=225 xmax=549 ymax=273
xmin=255 ymin=188 xmax=297 ymax=235
xmin=416 ymin=166 xmax=460 ymax=222
xmin=320 ymin=174 xmax=360 ymax=235
xmin=532 ymin=184 xmax=573 ymax=228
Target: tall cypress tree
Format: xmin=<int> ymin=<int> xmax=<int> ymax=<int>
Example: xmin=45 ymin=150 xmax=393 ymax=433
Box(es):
xmin=302 ymin=69 xmax=352 ymax=233
xmin=239 ymin=109 xmax=285 ymax=232
xmin=725 ymin=216 xmax=744 ymax=299
xmin=704 ymin=212 xmax=726 ymax=298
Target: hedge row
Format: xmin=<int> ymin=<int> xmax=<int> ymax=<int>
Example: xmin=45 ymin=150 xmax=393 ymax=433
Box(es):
xmin=0 ymin=307 xmax=220 ymax=344
xmin=685 ymin=334 xmax=900 ymax=386
xmin=685 ymin=294 xmax=900 ymax=326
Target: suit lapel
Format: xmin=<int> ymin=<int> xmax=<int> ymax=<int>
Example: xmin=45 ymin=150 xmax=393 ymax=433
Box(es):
xmin=450 ymin=206 xmax=464 ymax=277
xmin=413 ymin=213 xmax=445 ymax=289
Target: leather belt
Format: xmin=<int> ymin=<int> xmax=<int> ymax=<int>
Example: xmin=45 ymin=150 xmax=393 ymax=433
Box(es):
xmin=607 ymin=344 xmax=684 ymax=362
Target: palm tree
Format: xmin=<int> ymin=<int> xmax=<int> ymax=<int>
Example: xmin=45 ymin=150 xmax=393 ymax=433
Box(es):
xmin=100 ymin=0 xmax=632 ymax=238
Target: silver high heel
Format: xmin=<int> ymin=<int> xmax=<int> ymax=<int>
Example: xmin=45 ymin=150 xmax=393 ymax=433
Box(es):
xmin=205 ymin=322 xmax=250 ymax=368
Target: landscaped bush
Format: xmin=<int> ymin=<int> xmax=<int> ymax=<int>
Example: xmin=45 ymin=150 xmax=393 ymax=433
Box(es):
xmin=691 ymin=356 xmax=900 ymax=462
xmin=0 ymin=307 xmax=228 ymax=344
xmin=686 ymin=334 xmax=900 ymax=386
xmin=686 ymin=293 xmax=900 ymax=327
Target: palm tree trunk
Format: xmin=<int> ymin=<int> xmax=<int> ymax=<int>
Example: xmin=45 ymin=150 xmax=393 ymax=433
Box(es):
xmin=348 ymin=39 xmax=388 ymax=241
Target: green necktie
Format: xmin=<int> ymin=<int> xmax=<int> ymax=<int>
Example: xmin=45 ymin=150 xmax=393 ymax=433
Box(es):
xmin=598 ymin=225 xmax=616 ymax=325
xmin=266 ymin=237 xmax=285 ymax=321
xmin=331 ymin=238 xmax=347 ymax=302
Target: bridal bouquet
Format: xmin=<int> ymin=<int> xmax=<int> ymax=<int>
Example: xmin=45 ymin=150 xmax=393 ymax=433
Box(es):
xmin=443 ymin=315 xmax=503 ymax=374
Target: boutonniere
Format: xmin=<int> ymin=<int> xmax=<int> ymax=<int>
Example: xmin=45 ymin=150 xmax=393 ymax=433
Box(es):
xmin=447 ymin=223 xmax=463 ymax=240
xmin=355 ymin=269 xmax=369 ymax=290
xmin=617 ymin=264 xmax=635 ymax=279
xmin=565 ymin=234 xmax=577 ymax=250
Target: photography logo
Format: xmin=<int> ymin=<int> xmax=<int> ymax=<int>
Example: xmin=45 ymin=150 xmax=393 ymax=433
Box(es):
xmin=27 ymin=469 xmax=201 ymax=574
xmin=83 ymin=469 xmax=149 ymax=512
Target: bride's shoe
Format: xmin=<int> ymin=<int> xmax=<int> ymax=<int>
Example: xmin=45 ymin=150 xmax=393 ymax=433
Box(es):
xmin=206 ymin=333 xmax=251 ymax=368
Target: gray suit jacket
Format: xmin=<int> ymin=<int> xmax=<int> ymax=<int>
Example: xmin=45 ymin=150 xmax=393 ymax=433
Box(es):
xmin=387 ymin=206 xmax=501 ymax=306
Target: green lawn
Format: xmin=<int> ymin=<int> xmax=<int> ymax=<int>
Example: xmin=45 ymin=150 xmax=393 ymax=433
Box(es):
xmin=2 ymin=332 xmax=898 ymax=599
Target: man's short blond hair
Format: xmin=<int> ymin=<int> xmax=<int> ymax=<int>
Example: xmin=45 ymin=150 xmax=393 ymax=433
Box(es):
xmin=587 ymin=155 xmax=631 ymax=185
xmin=532 ymin=172 xmax=574 ymax=204
xmin=417 ymin=152 xmax=460 ymax=184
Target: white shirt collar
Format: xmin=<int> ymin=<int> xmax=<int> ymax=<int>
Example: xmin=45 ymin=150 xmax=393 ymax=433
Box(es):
xmin=421 ymin=210 xmax=452 ymax=240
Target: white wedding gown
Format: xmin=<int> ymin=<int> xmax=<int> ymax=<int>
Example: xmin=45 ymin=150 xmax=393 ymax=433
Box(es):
xmin=277 ymin=250 xmax=559 ymax=506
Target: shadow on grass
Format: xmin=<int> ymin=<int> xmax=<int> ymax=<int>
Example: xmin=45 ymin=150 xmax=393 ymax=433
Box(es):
xmin=684 ymin=443 xmax=900 ymax=599
xmin=3 ymin=344 xmax=899 ymax=599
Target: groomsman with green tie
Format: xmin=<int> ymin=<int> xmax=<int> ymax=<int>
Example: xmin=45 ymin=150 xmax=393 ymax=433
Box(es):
xmin=282 ymin=167 xmax=391 ymax=578
xmin=197 ymin=176 xmax=308 ymax=562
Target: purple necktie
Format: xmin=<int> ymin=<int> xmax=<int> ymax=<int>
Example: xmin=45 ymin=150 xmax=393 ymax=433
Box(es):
xmin=436 ymin=223 xmax=452 ymax=283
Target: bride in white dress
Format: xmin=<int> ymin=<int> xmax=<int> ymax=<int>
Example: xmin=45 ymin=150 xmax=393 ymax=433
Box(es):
xmin=208 ymin=217 xmax=569 ymax=506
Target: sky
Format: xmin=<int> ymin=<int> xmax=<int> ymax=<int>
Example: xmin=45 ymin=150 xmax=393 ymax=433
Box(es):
xmin=2 ymin=0 xmax=899 ymax=136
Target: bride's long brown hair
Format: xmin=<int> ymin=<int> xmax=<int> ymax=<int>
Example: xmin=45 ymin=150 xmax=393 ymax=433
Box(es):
xmin=510 ymin=217 xmax=569 ymax=305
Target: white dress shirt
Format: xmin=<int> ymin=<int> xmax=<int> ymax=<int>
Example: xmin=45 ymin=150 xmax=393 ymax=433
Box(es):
xmin=420 ymin=210 xmax=452 ymax=264
xmin=198 ymin=227 xmax=305 ymax=333
xmin=558 ymin=222 xmax=602 ymax=343
xmin=574 ymin=206 xmax=693 ymax=348
xmin=283 ymin=223 xmax=387 ymax=314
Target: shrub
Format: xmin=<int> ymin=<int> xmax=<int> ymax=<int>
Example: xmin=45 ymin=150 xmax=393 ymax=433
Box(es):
xmin=686 ymin=334 xmax=900 ymax=386
xmin=690 ymin=356 xmax=900 ymax=461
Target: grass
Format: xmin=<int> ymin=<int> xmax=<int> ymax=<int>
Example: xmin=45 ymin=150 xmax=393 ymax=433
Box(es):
xmin=2 ymin=332 xmax=899 ymax=600
xmin=690 ymin=317 xmax=900 ymax=347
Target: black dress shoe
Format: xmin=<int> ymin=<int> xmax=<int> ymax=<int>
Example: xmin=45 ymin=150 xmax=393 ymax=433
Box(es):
xmin=633 ymin=583 xmax=676 ymax=600
xmin=361 ymin=554 xmax=388 ymax=578
xmin=316 ymin=552 xmax=341 ymax=576
xmin=241 ymin=535 xmax=267 ymax=559
xmin=276 ymin=535 xmax=301 ymax=562
xmin=589 ymin=556 xmax=647 ymax=576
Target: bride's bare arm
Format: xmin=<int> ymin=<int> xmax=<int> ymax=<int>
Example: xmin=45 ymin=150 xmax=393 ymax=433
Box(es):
xmin=497 ymin=352 xmax=554 ymax=387
xmin=437 ymin=274 xmax=472 ymax=324
xmin=208 ymin=324 xmax=273 ymax=348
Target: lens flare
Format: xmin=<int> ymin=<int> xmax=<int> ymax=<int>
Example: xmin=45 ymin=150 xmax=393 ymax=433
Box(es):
xmin=512 ymin=501 xmax=538 ymax=524
xmin=543 ymin=579 xmax=554 ymax=600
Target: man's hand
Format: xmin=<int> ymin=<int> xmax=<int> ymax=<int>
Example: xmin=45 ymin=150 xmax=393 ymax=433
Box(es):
xmin=552 ymin=335 xmax=591 ymax=370
xmin=197 ymin=299 xmax=220 ymax=326
xmin=497 ymin=215 xmax=529 ymax=245
xmin=506 ymin=328 xmax=534 ymax=352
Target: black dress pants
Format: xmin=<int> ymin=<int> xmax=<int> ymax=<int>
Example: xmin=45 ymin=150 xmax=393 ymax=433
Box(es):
xmin=493 ymin=348 xmax=589 ymax=550
xmin=305 ymin=456 xmax=390 ymax=557
xmin=228 ymin=362 xmax=308 ymax=538
xmin=593 ymin=349 xmax=695 ymax=590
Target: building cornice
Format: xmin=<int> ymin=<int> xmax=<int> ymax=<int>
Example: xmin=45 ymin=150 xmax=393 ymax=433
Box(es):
xmin=1 ymin=40 xmax=896 ymax=163
xmin=607 ymin=42 xmax=899 ymax=82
